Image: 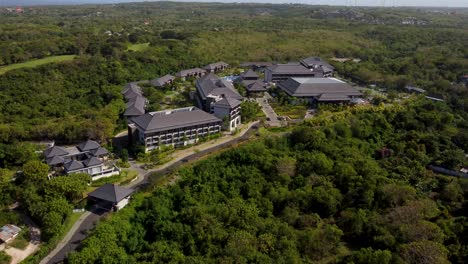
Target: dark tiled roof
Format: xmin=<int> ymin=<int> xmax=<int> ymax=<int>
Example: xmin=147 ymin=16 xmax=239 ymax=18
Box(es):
xmin=300 ymin=57 xmax=335 ymax=70
xmin=214 ymin=97 xmax=241 ymax=108
xmin=133 ymin=107 xmax=221 ymax=133
xmin=278 ymin=78 xmax=361 ymax=99
xmin=318 ymin=93 xmax=352 ymax=102
xmin=150 ymin=74 xmax=175 ymax=87
xmin=43 ymin=146 xmax=68 ymax=158
xmin=46 ymin=156 xmax=64 ymax=166
xmin=122 ymin=83 xmax=142 ymax=99
xmin=88 ymin=184 xmax=134 ymax=203
xmin=64 ymin=160 xmax=84 ymax=171
xmin=239 ymin=62 xmax=273 ymax=67
xmin=240 ymin=69 xmax=259 ymax=79
xmin=83 ymin=157 xmax=103 ymax=167
xmin=90 ymin=147 xmax=109 ymax=156
xmin=176 ymin=68 xmax=206 ymax=77
xmin=246 ymin=80 xmax=267 ymax=92
xmin=196 ymin=73 xmax=243 ymax=101
xmin=125 ymin=96 xmax=146 ymax=116
xmin=77 ymin=140 xmax=100 ymax=152
xmin=203 ymin=61 xmax=229 ymax=71
xmin=267 ymin=63 xmax=313 ymax=75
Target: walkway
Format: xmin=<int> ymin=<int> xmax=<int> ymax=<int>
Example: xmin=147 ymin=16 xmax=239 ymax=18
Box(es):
xmin=256 ymin=97 xmax=281 ymax=127
xmin=40 ymin=121 xmax=260 ymax=264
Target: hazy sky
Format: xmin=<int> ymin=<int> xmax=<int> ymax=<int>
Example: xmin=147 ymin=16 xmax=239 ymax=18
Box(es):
xmin=5 ymin=0 xmax=468 ymax=7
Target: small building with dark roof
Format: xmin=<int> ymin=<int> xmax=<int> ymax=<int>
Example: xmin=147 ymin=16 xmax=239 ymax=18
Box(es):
xmin=203 ymin=62 xmax=229 ymax=73
xmin=129 ymin=107 xmax=222 ymax=152
xmin=245 ymin=80 xmax=268 ymax=97
xmin=239 ymin=62 xmax=273 ymax=71
xmin=43 ymin=140 xmax=119 ymax=180
xmin=300 ymin=57 xmax=335 ymax=77
xmin=277 ymin=77 xmax=362 ymax=104
xmin=150 ymin=74 xmax=175 ymax=87
xmin=265 ymin=63 xmax=318 ymax=83
xmin=176 ymin=68 xmax=206 ymax=80
xmin=122 ymin=83 xmax=147 ymax=120
xmin=195 ymin=73 xmax=243 ymax=131
xmin=87 ymin=184 xmax=134 ymax=211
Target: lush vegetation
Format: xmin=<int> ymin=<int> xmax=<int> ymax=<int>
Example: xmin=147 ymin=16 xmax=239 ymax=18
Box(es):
xmin=0 ymin=55 xmax=76 ymax=75
xmin=0 ymin=2 xmax=466 ymax=143
xmin=0 ymin=2 xmax=466 ymax=263
xmin=68 ymin=98 xmax=467 ymax=263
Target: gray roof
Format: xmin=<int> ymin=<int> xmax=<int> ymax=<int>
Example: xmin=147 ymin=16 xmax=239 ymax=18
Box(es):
xmin=64 ymin=160 xmax=84 ymax=171
xmin=203 ymin=61 xmax=229 ymax=71
xmin=214 ymin=97 xmax=241 ymax=108
xmin=83 ymin=157 xmax=103 ymax=167
xmin=239 ymin=62 xmax=273 ymax=68
xmin=300 ymin=57 xmax=335 ymax=70
xmin=176 ymin=68 xmax=206 ymax=77
xmin=125 ymin=96 xmax=146 ymax=116
xmin=405 ymin=86 xmax=426 ymax=93
xmin=88 ymin=184 xmax=134 ymax=203
xmin=240 ymin=69 xmax=259 ymax=80
xmin=133 ymin=107 xmax=222 ymax=133
xmin=150 ymin=74 xmax=175 ymax=87
xmin=246 ymin=80 xmax=267 ymax=92
xmin=196 ymin=73 xmax=243 ymax=101
xmin=90 ymin=147 xmax=109 ymax=156
xmin=278 ymin=78 xmax=362 ymax=99
xmin=46 ymin=156 xmax=64 ymax=166
xmin=43 ymin=146 xmax=68 ymax=158
xmin=122 ymin=83 xmax=142 ymax=99
xmin=267 ymin=63 xmax=314 ymax=75
xmin=77 ymin=140 xmax=100 ymax=152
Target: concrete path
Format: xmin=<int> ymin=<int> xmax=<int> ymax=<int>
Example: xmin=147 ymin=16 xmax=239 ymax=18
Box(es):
xmin=256 ymin=97 xmax=281 ymax=127
xmin=40 ymin=121 xmax=260 ymax=264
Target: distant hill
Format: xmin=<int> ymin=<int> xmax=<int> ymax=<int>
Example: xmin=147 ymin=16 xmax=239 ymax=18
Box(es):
xmin=0 ymin=0 xmax=135 ymax=6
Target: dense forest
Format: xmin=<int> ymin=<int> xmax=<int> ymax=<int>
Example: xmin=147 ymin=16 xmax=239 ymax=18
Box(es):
xmin=0 ymin=3 xmax=467 ymax=263
xmin=0 ymin=2 xmax=467 ymax=142
xmin=68 ymin=98 xmax=468 ymax=263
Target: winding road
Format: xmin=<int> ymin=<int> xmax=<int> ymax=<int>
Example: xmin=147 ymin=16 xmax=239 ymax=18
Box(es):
xmin=40 ymin=122 xmax=260 ymax=264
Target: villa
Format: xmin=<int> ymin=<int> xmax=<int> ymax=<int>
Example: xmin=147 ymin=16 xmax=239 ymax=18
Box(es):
xmin=176 ymin=68 xmax=206 ymax=80
xmin=203 ymin=62 xmax=229 ymax=73
xmin=43 ymin=140 xmax=120 ymax=181
xmin=122 ymin=83 xmax=147 ymax=120
xmin=150 ymin=74 xmax=175 ymax=87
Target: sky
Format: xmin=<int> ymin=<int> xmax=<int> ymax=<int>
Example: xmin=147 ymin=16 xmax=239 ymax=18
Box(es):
xmin=3 ymin=0 xmax=468 ymax=7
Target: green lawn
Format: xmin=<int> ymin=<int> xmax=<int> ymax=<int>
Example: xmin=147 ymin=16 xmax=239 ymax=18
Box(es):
xmin=127 ymin=43 xmax=150 ymax=52
xmin=270 ymin=102 xmax=307 ymax=119
xmin=0 ymin=55 xmax=76 ymax=75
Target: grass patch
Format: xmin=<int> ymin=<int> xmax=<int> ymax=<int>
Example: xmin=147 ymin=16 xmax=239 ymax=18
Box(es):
xmin=127 ymin=43 xmax=150 ymax=52
xmin=0 ymin=55 xmax=76 ymax=75
xmin=270 ymin=103 xmax=307 ymax=119
xmin=9 ymin=227 xmax=30 ymax=250
xmin=0 ymin=252 xmax=11 ymax=264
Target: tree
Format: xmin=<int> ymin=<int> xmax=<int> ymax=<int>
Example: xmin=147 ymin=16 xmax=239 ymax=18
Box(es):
xmin=399 ymin=240 xmax=449 ymax=264
xmin=22 ymin=160 xmax=49 ymax=183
